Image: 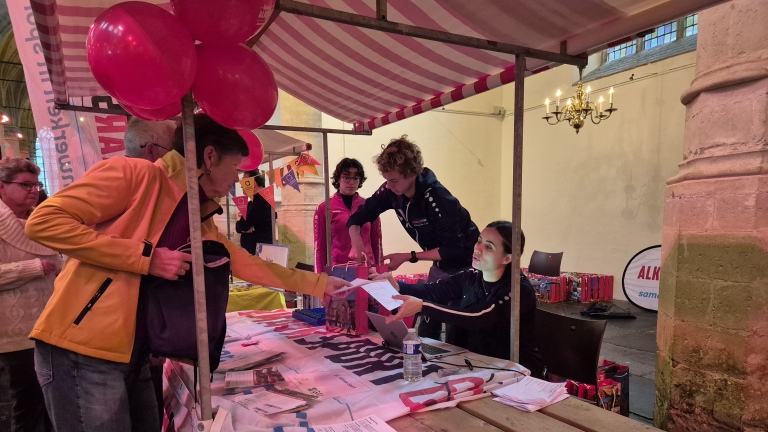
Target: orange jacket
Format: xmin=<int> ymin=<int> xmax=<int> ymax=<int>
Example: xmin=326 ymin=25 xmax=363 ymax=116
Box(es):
xmin=26 ymin=151 xmax=326 ymax=363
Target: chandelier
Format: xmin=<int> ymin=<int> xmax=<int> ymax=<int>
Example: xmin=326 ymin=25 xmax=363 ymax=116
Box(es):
xmin=542 ymin=69 xmax=617 ymax=134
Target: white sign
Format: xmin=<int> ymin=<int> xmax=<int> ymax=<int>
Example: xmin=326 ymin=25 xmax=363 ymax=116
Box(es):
xmin=622 ymin=245 xmax=661 ymax=312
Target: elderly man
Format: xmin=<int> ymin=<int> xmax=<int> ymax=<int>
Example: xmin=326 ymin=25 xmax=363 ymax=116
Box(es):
xmin=124 ymin=117 xmax=177 ymax=161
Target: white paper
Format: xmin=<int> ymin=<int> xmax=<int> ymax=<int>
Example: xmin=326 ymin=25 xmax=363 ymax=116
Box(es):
xmin=359 ymin=280 xmax=403 ymax=311
xmin=232 ymin=390 xmax=305 ymax=415
xmin=330 ymin=278 xmax=373 ymax=295
xmin=491 ymin=376 xmax=568 ymax=411
xmin=286 ymin=370 xmax=374 ymax=399
xmin=313 ymin=415 xmax=396 ymax=432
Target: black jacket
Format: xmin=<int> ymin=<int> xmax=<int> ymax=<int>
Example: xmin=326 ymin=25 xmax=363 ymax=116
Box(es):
xmin=235 ymin=194 xmax=274 ymax=254
xmin=399 ymin=266 xmax=545 ymax=377
xmin=347 ymin=168 xmax=478 ymax=270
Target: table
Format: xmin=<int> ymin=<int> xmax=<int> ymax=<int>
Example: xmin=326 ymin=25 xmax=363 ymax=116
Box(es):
xmin=390 ymin=397 xmax=659 ymax=432
xmin=164 ymin=309 xmax=660 ymax=432
xmin=227 ymin=283 xmax=285 ymax=313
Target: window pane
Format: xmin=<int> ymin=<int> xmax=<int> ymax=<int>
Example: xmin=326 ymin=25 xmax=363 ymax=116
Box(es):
xmin=644 ymin=20 xmax=677 ymax=49
xmin=683 ymin=13 xmax=699 ymax=36
xmin=606 ymin=41 xmax=637 ymax=62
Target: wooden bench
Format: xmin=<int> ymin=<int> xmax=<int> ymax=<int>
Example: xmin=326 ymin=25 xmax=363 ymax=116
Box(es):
xmin=389 ymin=396 xmax=660 ymax=432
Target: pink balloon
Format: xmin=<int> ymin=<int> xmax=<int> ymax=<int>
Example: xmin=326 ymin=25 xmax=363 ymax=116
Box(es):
xmin=121 ymin=100 xmax=181 ymax=121
xmin=86 ymin=2 xmax=197 ymax=109
xmin=238 ymin=131 xmax=265 ymax=170
xmin=192 ymin=44 xmax=278 ymax=130
xmin=171 ymin=0 xmax=276 ymax=44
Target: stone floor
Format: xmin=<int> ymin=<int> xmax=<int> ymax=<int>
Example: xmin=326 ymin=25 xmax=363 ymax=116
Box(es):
xmin=0 ymin=299 xmax=658 ymax=431
xmin=539 ymin=299 xmax=658 ymax=425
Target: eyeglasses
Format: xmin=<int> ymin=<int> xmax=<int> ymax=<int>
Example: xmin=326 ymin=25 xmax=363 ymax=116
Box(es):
xmin=341 ymin=175 xmax=361 ymax=183
xmin=3 ymin=181 xmax=44 ymax=191
xmin=140 ymin=142 xmax=172 ymax=151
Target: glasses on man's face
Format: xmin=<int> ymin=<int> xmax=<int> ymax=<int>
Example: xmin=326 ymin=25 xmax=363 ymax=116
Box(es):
xmin=140 ymin=142 xmax=172 ymax=151
xmin=3 ymin=181 xmax=44 ymax=192
xmin=341 ymin=175 xmax=361 ymax=183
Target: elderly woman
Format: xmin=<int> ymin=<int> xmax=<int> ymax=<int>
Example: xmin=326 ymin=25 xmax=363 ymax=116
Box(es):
xmin=0 ymin=158 xmax=59 ymax=431
xmin=314 ymin=158 xmax=382 ymax=272
xmin=25 ymin=113 xmax=349 ymax=430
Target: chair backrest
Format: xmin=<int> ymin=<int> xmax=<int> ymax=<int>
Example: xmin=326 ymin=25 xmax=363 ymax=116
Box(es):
xmin=294 ymin=262 xmax=314 ymax=272
xmin=528 ymin=250 xmax=563 ymax=277
xmin=535 ymin=309 xmax=606 ymax=385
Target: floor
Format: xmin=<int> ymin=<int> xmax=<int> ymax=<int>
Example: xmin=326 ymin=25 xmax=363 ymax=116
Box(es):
xmin=0 ymin=299 xmax=658 ymax=430
xmin=539 ymin=299 xmax=658 ymax=425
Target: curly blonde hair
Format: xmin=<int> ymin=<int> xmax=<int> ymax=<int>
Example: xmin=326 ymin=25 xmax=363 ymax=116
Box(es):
xmin=374 ymin=135 xmax=423 ymax=178
xmin=0 ymin=157 xmax=40 ymax=183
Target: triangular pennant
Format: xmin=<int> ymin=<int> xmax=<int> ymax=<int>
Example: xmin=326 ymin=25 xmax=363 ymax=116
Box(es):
xmin=257 ymin=185 xmax=276 ymax=210
xmin=297 ymin=152 xmax=321 ymax=166
xmin=268 ymin=167 xmax=284 ymax=188
xmin=232 ymin=196 xmax=249 ymax=219
xmin=239 ymin=176 xmax=256 ymax=200
xmin=281 ymin=169 xmax=300 ymax=192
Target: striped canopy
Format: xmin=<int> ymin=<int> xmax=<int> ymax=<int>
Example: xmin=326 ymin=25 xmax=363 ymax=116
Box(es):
xmin=31 ymin=0 xmax=724 ymax=131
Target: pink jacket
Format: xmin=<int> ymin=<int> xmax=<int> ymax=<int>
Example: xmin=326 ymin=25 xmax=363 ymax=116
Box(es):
xmin=314 ymin=193 xmax=382 ymax=272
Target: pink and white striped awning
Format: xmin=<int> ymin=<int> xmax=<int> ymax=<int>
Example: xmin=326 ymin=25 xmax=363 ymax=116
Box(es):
xmin=30 ymin=0 xmax=725 ymax=131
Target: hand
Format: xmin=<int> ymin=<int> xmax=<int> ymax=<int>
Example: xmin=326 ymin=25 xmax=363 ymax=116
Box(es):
xmin=385 ymin=295 xmax=423 ymax=324
xmin=324 ymin=276 xmax=352 ymax=298
xmin=383 ymin=252 xmax=410 ymax=272
xmin=245 ymin=227 xmax=255 ymax=233
xmin=369 ymin=269 xmax=399 ymax=291
xmin=348 ymin=243 xmax=366 ymax=262
xmin=41 ymin=259 xmax=57 ymax=276
xmin=148 ymin=248 xmax=192 ymax=280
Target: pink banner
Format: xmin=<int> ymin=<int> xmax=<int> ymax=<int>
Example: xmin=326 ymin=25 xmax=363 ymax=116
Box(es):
xmin=232 ymin=196 xmax=249 ymax=219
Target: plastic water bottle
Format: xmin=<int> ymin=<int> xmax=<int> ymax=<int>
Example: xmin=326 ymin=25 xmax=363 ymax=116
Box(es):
xmin=402 ymin=328 xmax=423 ymax=382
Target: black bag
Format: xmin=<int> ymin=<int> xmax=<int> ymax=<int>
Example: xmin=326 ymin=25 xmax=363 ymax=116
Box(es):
xmin=142 ymin=240 xmax=231 ymax=372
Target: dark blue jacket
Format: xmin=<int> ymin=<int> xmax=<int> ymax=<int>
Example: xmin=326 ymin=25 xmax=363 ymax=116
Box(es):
xmin=399 ymin=266 xmax=545 ymax=377
xmin=347 ymin=168 xmax=478 ymax=270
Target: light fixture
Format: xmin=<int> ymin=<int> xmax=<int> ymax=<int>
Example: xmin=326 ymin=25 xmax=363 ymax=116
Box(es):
xmin=1 ymin=114 xmax=9 ymax=124
xmin=16 ymin=133 xmax=23 ymax=139
xmin=542 ymin=68 xmax=617 ymax=133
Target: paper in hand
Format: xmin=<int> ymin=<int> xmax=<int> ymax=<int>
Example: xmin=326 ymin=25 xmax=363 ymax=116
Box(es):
xmin=330 ymin=278 xmax=373 ymax=295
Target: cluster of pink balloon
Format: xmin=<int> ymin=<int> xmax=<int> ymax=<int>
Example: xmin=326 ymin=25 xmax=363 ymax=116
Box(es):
xmin=86 ymin=0 xmax=276 ymax=167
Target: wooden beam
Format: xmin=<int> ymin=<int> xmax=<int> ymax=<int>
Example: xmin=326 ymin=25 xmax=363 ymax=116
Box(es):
xmin=376 ymin=0 xmax=387 ymax=20
xmin=509 ymin=55 xmax=526 ymax=362
xmin=275 ymin=0 xmax=587 ymax=67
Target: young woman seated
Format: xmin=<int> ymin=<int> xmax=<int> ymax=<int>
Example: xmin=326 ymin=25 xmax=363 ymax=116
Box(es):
xmin=381 ymin=221 xmax=545 ymax=378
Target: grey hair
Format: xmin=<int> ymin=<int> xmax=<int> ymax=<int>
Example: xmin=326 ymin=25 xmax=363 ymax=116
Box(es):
xmin=124 ymin=118 xmax=177 ymax=160
xmin=0 ymin=157 xmax=40 ymax=183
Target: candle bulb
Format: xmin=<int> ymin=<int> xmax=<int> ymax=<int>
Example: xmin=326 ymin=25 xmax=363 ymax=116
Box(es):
xmin=545 ymin=98 xmax=550 ymax=114
xmin=555 ymin=90 xmax=562 ymax=110
xmin=566 ymin=98 xmax=572 ymax=105
xmin=586 ymin=86 xmax=591 ymax=102
xmin=609 ymin=87 xmax=614 ymax=104
xmin=598 ymin=96 xmax=604 ymax=113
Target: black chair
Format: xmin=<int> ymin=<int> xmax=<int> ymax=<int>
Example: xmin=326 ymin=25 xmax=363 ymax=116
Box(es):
xmin=294 ymin=262 xmax=315 ymax=272
xmin=535 ymin=308 xmax=607 ymax=385
xmin=528 ymin=250 xmax=563 ymax=277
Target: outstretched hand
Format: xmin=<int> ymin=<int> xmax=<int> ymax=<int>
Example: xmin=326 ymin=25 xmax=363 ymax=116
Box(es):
xmin=382 ymin=253 xmax=410 ymax=272
xmin=384 ymin=295 xmax=423 ymax=324
xmin=324 ymin=276 xmax=352 ymax=298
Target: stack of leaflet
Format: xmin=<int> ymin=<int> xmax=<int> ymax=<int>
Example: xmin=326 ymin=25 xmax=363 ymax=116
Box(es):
xmin=491 ymin=376 xmax=569 ymax=412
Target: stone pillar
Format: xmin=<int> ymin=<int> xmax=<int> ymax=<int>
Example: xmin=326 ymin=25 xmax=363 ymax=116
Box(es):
xmin=275 ymin=90 xmax=327 ymax=268
xmin=655 ymin=1 xmax=768 ymax=430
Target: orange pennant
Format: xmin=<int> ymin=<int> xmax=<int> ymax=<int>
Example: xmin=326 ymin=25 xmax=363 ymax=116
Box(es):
xmin=258 ymin=185 xmax=276 ymax=209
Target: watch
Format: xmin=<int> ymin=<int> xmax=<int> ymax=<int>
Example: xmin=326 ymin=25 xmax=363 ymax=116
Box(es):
xmin=409 ymin=251 xmax=419 ymax=263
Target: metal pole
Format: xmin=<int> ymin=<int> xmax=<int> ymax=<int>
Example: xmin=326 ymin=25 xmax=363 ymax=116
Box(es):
xmin=322 ymin=132 xmax=332 ymax=268
xmin=510 ymin=55 xmax=526 ymax=363
xmin=269 ymin=155 xmax=277 ymax=244
xmin=181 ymin=93 xmax=212 ymax=420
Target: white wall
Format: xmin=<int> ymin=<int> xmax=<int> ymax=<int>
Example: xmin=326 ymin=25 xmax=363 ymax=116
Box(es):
xmin=500 ymin=53 xmax=696 ymax=299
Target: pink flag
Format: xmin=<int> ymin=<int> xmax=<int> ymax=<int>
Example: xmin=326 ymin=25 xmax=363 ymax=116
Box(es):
xmin=232 ymin=196 xmax=249 ymax=219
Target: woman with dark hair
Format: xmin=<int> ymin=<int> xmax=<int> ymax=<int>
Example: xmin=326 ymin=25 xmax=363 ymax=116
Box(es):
xmin=379 ymin=221 xmax=545 ymax=377
xmin=314 ymin=158 xmax=382 ymax=272
xmin=25 ymin=113 xmax=349 ymax=430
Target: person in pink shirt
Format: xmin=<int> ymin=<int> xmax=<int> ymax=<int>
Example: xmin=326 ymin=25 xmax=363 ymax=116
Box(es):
xmin=314 ymin=158 xmax=382 ymax=272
